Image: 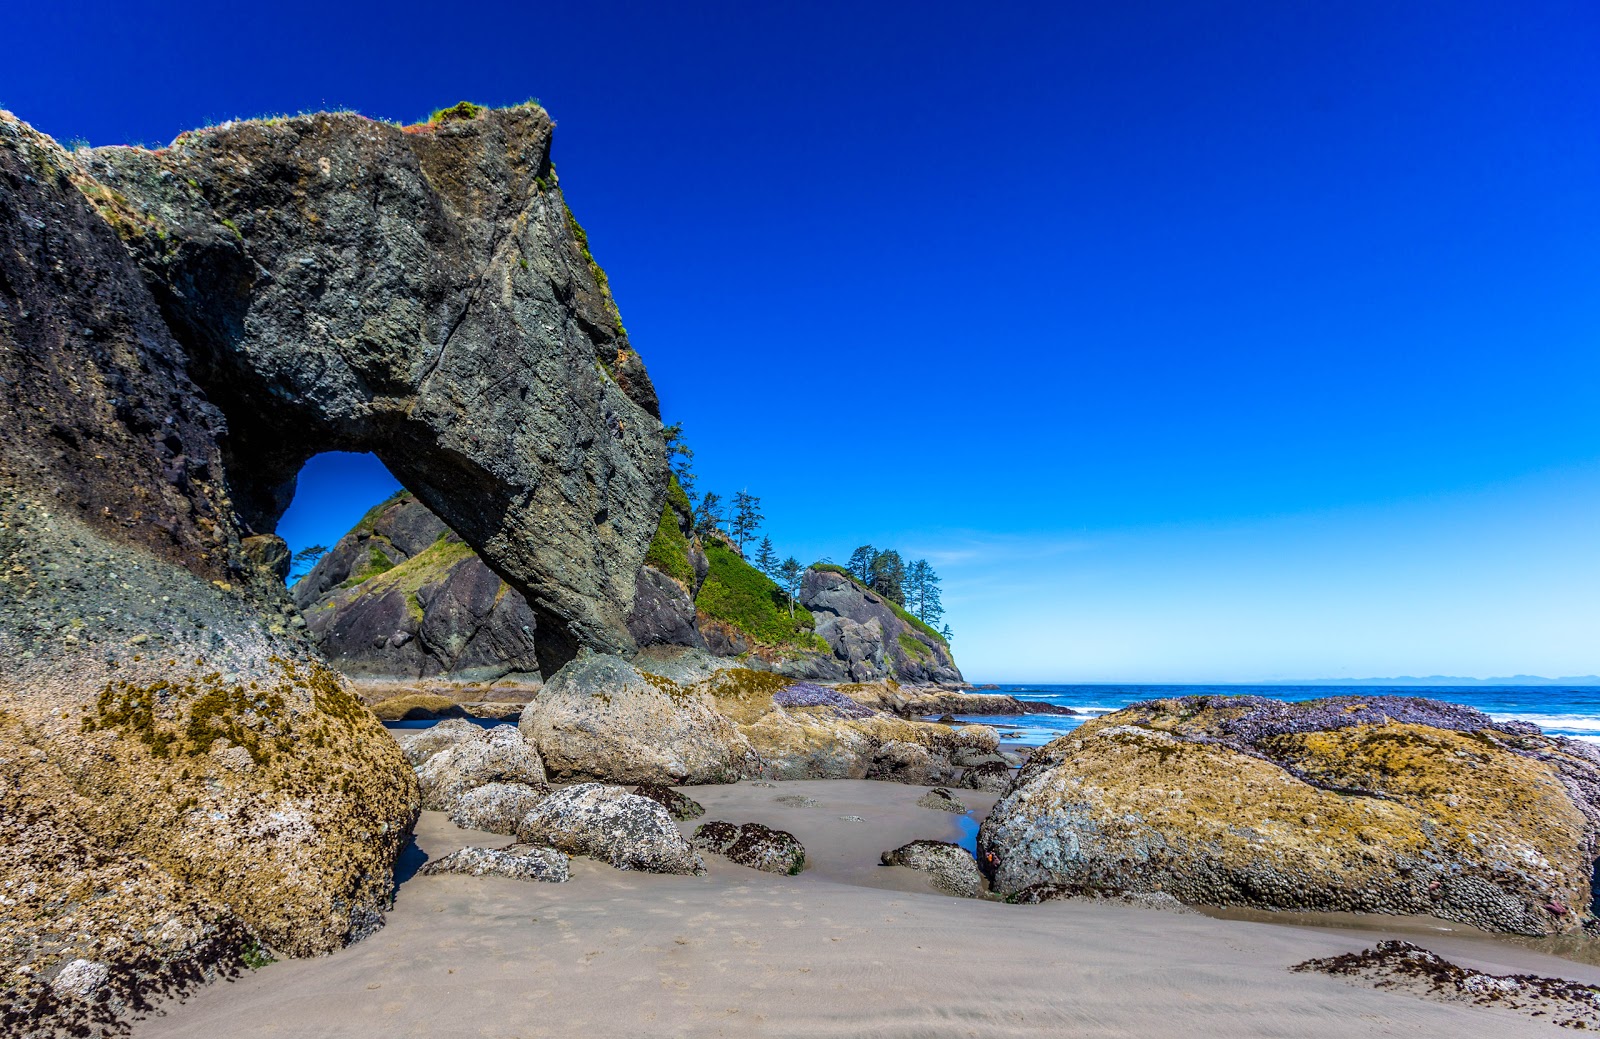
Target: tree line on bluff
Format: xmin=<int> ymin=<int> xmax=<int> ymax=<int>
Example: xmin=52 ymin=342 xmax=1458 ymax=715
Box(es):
xmin=665 ymin=422 xmax=952 ymax=639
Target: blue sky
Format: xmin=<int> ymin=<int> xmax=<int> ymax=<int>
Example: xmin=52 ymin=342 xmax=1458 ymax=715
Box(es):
xmin=8 ymin=1 xmax=1597 ymax=681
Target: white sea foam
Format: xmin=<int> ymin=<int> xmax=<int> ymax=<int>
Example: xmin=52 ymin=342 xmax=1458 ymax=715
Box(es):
xmin=1489 ymin=712 xmax=1600 ymax=734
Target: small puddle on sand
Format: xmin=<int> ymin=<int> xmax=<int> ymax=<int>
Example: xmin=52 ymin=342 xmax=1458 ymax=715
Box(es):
xmin=952 ymin=814 xmax=979 ymax=855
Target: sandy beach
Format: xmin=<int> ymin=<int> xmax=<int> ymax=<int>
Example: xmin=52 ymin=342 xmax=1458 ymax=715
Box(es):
xmin=132 ymin=779 xmax=1600 ymax=1038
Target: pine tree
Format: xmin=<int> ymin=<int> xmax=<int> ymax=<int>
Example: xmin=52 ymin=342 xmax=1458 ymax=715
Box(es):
xmin=905 ymin=559 xmax=944 ymax=624
xmin=754 ymin=536 xmax=779 ymax=578
xmin=289 ymin=544 xmax=329 ymax=582
xmin=940 ymin=623 xmax=954 ymax=643
xmin=662 ymin=421 xmax=698 ymax=507
xmin=694 ymin=491 xmax=723 ymax=536
xmin=730 ymin=489 xmax=764 ymax=553
xmin=847 ymin=545 xmax=876 ymax=584
xmin=778 ymin=557 xmax=804 ymax=617
xmin=868 ymin=549 xmax=906 ymax=605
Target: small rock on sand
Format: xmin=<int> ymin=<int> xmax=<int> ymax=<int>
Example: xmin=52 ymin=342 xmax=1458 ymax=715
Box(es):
xmin=692 ymin=821 xmax=807 ymax=875
xmin=916 ymin=788 xmax=967 ymax=813
xmin=882 ymin=840 xmax=985 ymax=897
xmin=420 ymin=844 xmax=570 ymax=883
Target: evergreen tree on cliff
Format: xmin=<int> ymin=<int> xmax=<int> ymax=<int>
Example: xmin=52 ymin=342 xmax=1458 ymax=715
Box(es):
xmin=694 ymin=491 xmax=723 ymax=536
xmin=848 ymin=545 xmax=876 ymax=584
xmin=869 ymin=549 xmax=906 ymax=605
xmin=905 ymin=559 xmax=944 ymax=624
xmin=778 ymin=557 xmax=804 ymax=617
xmin=754 ymin=536 xmax=779 ymax=578
xmin=662 ymin=421 xmax=698 ymax=507
xmin=730 ymin=490 xmax=763 ymax=552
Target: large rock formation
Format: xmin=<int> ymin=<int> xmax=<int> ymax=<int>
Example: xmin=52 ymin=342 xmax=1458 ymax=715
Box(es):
xmin=75 ymin=103 xmax=665 ymax=661
xmin=294 ymin=492 xmax=542 ymax=680
xmin=0 ymin=101 xmax=665 ymax=1034
xmin=979 ymin=696 xmax=1600 ymax=935
xmin=800 ymin=567 xmax=961 ymax=684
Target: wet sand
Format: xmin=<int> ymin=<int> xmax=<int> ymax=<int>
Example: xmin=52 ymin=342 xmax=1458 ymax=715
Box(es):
xmin=135 ymin=780 xmax=1600 ymax=1038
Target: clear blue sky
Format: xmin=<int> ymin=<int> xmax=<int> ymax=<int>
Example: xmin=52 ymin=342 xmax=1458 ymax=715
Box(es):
xmin=8 ymin=1 xmax=1597 ymax=681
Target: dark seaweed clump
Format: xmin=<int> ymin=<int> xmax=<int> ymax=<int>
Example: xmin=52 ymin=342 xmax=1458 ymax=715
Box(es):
xmin=1294 ymin=940 xmax=1600 ymax=1029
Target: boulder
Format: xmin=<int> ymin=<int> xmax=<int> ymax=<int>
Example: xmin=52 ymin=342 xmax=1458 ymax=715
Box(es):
xmin=631 ymin=783 xmax=706 ymax=820
xmin=520 ymin=652 xmax=748 ymax=784
xmin=395 ymin=717 xmax=483 ymax=766
xmin=692 ymin=821 xmax=807 ymax=875
xmin=916 ymin=788 xmax=967 ymax=814
xmin=867 ymin=740 xmax=941 ymax=785
xmin=951 ymin=724 xmax=1001 ymax=756
xmin=957 ymin=760 xmax=1014 ymax=792
xmin=881 ymin=840 xmax=984 ymax=897
xmin=515 ymin=783 xmax=705 ymax=875
xmin=416 ymin=727 xmax=547 ymax=811
xmin=420 ymin=844 xmax=569 ymax=883
xmin=447 ymin=782 xmax=551 ymax=835
xmin=979 ymin=696 xmax=1600 ymax=935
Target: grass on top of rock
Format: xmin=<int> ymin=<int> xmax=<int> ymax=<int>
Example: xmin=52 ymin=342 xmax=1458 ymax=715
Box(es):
xmin=338 ymin=535 xmax=478 ymax=605
xmin=697 ymin=541 xmax=819 ymax=649
xmin=429 ymin=101 xmax=487 ymax=125
xmin=810 ymin=563 xmax=948 ymax=647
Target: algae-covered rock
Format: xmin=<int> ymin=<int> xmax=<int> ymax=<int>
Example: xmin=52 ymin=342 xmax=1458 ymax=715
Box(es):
xmin=700 ymin=669 xmax=970 ymax=782
xmin=370 ymin=693 xmax=466 ymax=721
xmin=957 ymin=760 xmax=1014 ymax=792
xmin=416 ymin=727 xmax=547 ymax=811
xmin=692 ymin=821 xmax=807 ymax=875
xmin=447 ymin=782 xmax=550 ymax=835
xmin=631 ymin=783 xmax=706 ymax=820
xmin=515 ymin=783 xmax=705 ymax=875
xmin=882 ymin=840 xmax=984 ymax=897
xmin=917 ymin=788 xmax=968 ymax=814
xmin=979 ymin=695 xmax=1600 ymax=935
xmin=421 ymin=844 xmax=569 ymax=883
xmin=520 ymin=652 xmax=748 ymax=784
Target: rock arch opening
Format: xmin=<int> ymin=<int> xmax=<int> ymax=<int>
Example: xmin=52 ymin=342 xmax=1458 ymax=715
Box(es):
xmin=281 ymin=452 xmax=570 ymax=683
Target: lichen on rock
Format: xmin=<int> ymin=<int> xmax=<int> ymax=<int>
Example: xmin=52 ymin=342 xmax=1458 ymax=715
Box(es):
xmin=979 ymin=695 xmax=1600 ymax=935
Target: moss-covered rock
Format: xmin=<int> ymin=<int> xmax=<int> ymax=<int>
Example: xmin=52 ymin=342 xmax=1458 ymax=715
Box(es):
xmin=979 ymin=696 xmax=1600 ymax=935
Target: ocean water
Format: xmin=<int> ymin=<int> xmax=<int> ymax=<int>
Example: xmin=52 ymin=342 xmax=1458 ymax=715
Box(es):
xmin=957 ymin=684 xmax=1600 ymax=747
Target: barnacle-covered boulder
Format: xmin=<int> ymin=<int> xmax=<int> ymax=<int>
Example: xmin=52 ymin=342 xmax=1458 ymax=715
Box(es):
xmin=515 ymin=782 xmax=705 ymax=875
xmin=415 ymin=726 xmax=547 ymax=811
xmin=691 ymin=820 xmax=807 ymax=875
xmin=979 ymin=696 xmax=1600 ymax=935
xmin=882 ymin=840 xmax=984 ymax=897
xmin=447 ymin=782 xmax=550 ymax=835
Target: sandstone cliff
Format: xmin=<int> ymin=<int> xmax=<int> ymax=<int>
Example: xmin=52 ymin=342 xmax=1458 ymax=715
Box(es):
xmin=0 ymin=102 xmax=665 ymax=1033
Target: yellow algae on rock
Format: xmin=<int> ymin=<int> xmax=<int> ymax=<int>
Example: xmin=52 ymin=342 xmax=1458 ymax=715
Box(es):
xmin=979 ymin=696 xmax=1600 ymax=935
